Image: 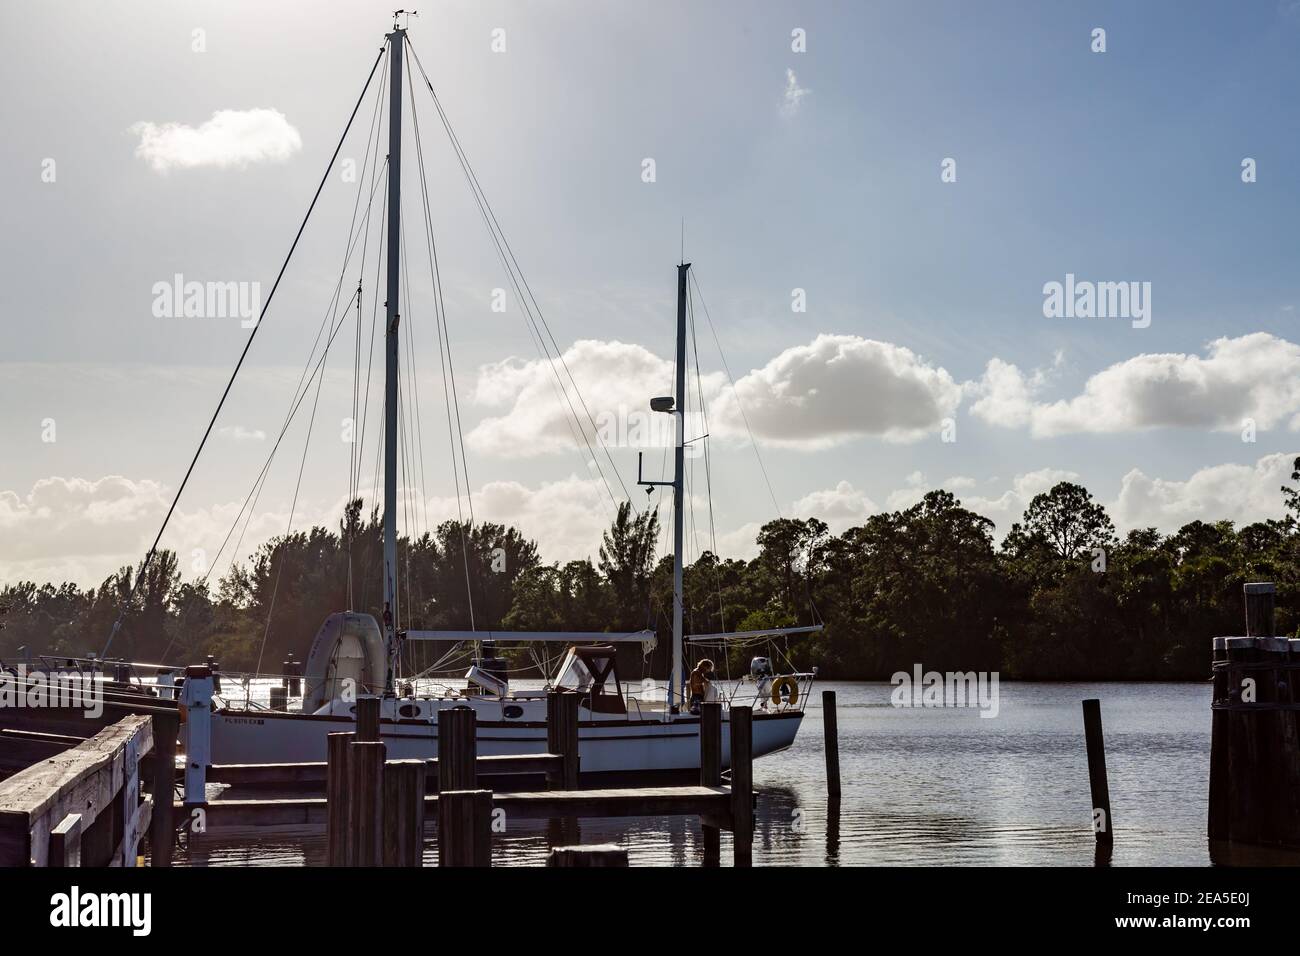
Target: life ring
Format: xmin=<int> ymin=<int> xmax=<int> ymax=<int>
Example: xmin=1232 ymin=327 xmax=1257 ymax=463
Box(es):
xmin=770 ymin=676 xmax=799 ymax=707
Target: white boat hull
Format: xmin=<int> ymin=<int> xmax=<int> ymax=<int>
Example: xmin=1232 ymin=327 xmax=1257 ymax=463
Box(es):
xmin=210 ymin=705 xmax=803 ymax=775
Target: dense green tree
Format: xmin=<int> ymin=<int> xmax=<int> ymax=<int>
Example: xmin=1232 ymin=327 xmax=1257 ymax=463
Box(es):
xmin=6 ymin=476 xmax=1300 ymax=681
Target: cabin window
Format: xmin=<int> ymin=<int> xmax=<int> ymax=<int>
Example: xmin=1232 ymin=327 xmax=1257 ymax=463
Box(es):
xmin=503 ymin=704 xmax=524 ymax=719
xmin=398 ymin=703 xmax=420 ymax=719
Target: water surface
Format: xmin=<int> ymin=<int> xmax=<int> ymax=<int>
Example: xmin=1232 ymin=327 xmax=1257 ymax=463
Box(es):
xmin=176 ymin=681 xmax=1211 ymax=866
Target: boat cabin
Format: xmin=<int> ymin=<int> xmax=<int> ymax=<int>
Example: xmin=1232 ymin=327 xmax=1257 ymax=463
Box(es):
xmin=553 ymin=645 xmax=626 ymax=715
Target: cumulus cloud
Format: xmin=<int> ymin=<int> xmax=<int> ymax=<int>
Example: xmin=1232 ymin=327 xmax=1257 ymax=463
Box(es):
xmin=715 ymin=334 xmax=963 ymax=448
xmin=971 ymin=333 xmax=1300 ymax=437
xmin=465 ymin=340 xmax=713 ymax=458
xmin=956 ymin=468 xmax=1081 ymax=529
xmin=0 ymin=476 xmax=320 ymax=587
xmin=1111 ymin=452 xmax=1298 ymax=533
xmin=131 ymin=109 xmax=302 ymax=172
xmin=793 ymin=480 xmax=876 ymax=532
xmin=425 ymin=475 xmax=616 ymax=565
xmin=780 ymin=68 xmax=810 ymax=117
xmin=884 ymin=471 xmax=999 ymax=512
xmin=467 ymin=334 xmax=961 ymax=457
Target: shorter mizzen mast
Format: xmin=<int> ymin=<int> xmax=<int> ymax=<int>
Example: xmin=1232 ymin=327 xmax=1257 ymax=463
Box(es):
xmin=638 ymin=261 xmax=690 ymax=717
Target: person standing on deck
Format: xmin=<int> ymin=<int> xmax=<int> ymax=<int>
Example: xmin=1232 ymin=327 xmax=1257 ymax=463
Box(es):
xmin=688 ymin=659 xmax=714 ymax=715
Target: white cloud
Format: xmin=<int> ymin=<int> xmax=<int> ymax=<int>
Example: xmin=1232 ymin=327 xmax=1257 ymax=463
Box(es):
xmin=971 ymin=333 xmax=1300 ymax=437
xmin=714 ymin=522 xmax=762 ymax=562
xmin=467 ymin=334 xmax=962 ymax=457
xmin=716 ymin=334 xmax=963 ymax=448
xmin=957 ymin=468 xmax=1080 ymax=529
xmin=793 ymin=480 xmax=876 ymax=532
xmin=425 ymin=475 xmax=618 ymax=565
xmin=466 ymin=340 xmax=713 ymax=458
xmin=131 ymin=109 xmax=302 ymax=172
xmin=1111 ymin=452 xmax=1297 ymax=533
xmin=0 ymin=476 xmax=289 ymax=587
xmin=780 ymin=68 xmax=810 ymax=117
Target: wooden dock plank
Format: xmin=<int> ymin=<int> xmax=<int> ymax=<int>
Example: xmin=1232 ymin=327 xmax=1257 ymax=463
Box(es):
xmin=0 ymin=714 xmax=153 ymax=866
xmin=207 ymin=752 xmax=562 ymax=787
xmin=194 ymin=785 xmax=734 ymax=830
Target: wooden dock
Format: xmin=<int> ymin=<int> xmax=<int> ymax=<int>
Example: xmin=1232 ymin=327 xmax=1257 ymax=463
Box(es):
xmin=1207 ymin=582 xmax=1300 ymax=863
xmin=178 ymin=687 xmax=758 ymax=866
xmin=0 ymin=713 xmax=174 ymax=867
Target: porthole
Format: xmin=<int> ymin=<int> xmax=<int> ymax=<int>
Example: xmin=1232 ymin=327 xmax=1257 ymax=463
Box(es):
xmin=503 ymin=704 xmax=524 ymax=719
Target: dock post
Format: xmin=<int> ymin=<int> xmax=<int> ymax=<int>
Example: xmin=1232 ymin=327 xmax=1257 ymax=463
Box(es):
xmin=326 ymin=732 xmax=355 ymax=866
xmin=383 ymin=759 xmax=427 ymax=867
xmin=356 ymin=695 xmax=381 ymax=743
xmin=49 ymin=813 xmax=83 ymax=868
xmin=438 ymin=789 xmax=493 ymax=867
xmin=347 ymin=740 xmax=386 ymax=866
xmin=149 ymin=710 xmax=178 ymax=867
xmin=730 ymin=705 xmax=754 ymax=867
xmin=547 ymin=690 xmax=580 ymax=790
xmin=548 ymin=845 xmax=629 ymax=867
xmin=1244 ymin=582 xmax=1275 ymax=639
xmin=1082 ymin=698 xmax=1113 ymax=864
xmin=437 ymin=707 xmax=477 ymax=792
xmin=1224 ymin=636 xmax=1261 ymax=846
xmin=180 ymin=666 xmax=213 ymax=813
xmin=700 ymin=701 xmax=722 ymax=866
xmin=1208 ymin=637 xmax=1230 ymax=845
xmin=822 ymin=690 xmax=841 ymax=799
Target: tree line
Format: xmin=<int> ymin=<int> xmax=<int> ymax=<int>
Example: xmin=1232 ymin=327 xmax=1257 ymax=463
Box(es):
xmin=5 ymin=462 xmax=1300 ymax=681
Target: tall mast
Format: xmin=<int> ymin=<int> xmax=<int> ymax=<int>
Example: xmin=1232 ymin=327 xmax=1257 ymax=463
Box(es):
xmin=670 ymin=262 xmax=689 ymax=714
xmin=382 ymin=26 xmax=405 ymax=691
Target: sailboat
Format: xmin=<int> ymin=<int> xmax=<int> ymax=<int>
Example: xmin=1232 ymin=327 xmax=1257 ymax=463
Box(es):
xmin=132 ymin=20 xmax=821 ymax=778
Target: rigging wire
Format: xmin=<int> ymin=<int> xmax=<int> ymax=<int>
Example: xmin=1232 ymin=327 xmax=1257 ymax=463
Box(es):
xmin=103 ymin=45 xmax=388 ymax=657
xmin=405 ymin=51 xmax=477 ymax=628
xmin=406 ymin=39 xmax=633 ymax=514
xmin=196 ymin=159 xmax=390 ymax=597
xmin=688 ymin=269 xmax=783 ymax=520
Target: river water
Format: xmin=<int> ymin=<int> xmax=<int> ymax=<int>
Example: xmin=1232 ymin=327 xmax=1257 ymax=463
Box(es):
xmin=177 ymin=680 xmax=1212 ymax=867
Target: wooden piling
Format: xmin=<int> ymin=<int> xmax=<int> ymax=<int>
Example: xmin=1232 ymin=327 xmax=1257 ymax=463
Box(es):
xmin=823 ymin=690 xmax=841 ymax=799
xmin=548 ymin=844 xmax=629 ymax=867
xmin=700 ymin=701 xmax=722 ymax=866
xmin=1244 ymin=582 xmax=1275 ymax=639
xmin=437 ymin=707 xmax=477 ymax=792
xmin=326 ymin=732 xmax=354 ymax=866
xmin=730 ymin=705 xmax=753 ymax=867
xmin=49 ymin=813 xmax=82 ymax=868
xmin=149 ymin=710 xmax=177 ymax=867
xmin=1208 ymin=637 xmax=1230 ymax=843
xmin=347 ymin=740 xmax=386 ymax=866
xmin=546 ymin=691 xmax=580 ymax=790
xmin=383 ymin=759 xmax=426 ymax=867
xmin=1082 ymin=698 xmax=1113 ymax=863
xmin=356 ymin=695 xmax=381 ymax=743
xmin=1224 ymin=636 xmax=1262 ymax=847
xmin=438 ymin=789 xmax=493 ymax=867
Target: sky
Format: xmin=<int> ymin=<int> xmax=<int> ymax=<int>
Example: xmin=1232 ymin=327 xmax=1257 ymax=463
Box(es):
xmin=3 ymin=0 xmax=1300 ymax=588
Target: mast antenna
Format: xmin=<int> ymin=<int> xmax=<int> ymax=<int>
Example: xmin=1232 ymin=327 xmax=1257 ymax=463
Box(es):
xmin=393 ymin=9 xmax=418 ymax=29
